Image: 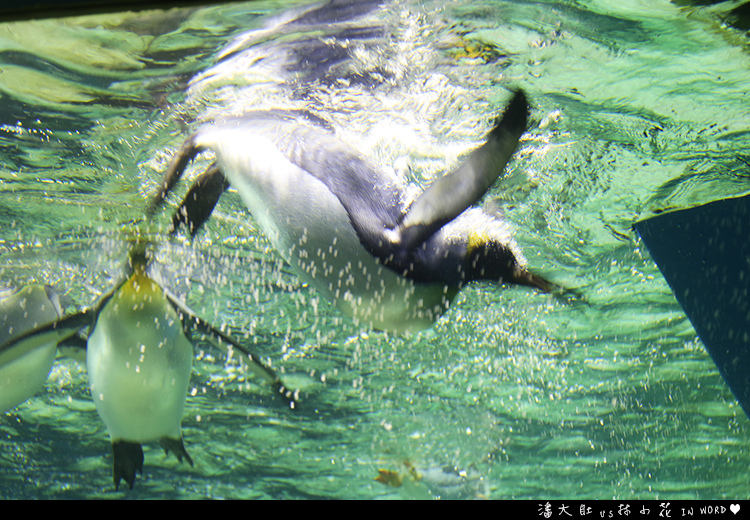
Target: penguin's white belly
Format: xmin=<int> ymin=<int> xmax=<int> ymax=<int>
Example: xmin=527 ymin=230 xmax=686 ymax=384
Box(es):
xmin=87 ymin=277 xmax=193 ymax=442
xmin=0 ymin=286 xmax=60 ymax=412
xmin=196 ymin=127 xmax=450 ymax=332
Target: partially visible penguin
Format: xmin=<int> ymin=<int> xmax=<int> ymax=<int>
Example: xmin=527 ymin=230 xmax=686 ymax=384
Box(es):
xmin=150 ymin=90 xmax=555 ymax=333
xmin=0 ymin=246 xmax=296 ymax=490
xmin=87 ymin=247 xmax=297 ymax=489
xmin=86 ymin=249 xmax=194 ymax=490
xmin=0 ymin=285 xmax=63 ymax=412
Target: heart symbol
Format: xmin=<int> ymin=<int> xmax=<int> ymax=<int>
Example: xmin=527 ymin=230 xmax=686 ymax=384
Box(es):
xmin=730 ymin=504 xmax=740 ymax=515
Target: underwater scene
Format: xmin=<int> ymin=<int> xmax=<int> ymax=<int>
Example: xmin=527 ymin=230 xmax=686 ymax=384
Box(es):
xmin=0 ymin=0 xmax=749 ymax=499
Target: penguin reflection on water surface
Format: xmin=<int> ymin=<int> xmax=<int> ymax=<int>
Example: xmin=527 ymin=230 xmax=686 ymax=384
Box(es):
xmin=0 ymin=247 xmax=296 ymax=490
xmin=0 ymin=285 xmax=65 ymax=412
xmin=152 ymin=90 xmax=555 ymax=332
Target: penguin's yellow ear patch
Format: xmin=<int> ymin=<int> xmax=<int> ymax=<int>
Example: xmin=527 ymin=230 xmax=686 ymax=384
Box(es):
xmin=466 ymin=229 xmax=490 ymax=257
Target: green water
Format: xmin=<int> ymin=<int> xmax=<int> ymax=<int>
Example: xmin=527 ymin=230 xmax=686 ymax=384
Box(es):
xmin=1 ymin=0 xmax=749 ymax=499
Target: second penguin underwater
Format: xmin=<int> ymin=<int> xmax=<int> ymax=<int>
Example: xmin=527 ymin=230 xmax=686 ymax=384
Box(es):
xmin=0 ymin=244 xmax=297 ymax=490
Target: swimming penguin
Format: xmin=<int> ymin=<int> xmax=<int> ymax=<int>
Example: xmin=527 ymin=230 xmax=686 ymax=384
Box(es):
xmin=0 ymin=285 xmax=65 ymax=412
xmin=0 ymin=246 xmax=296 ymax=490
xmin=150 ymin=90 xmax=554 ymax=332
xmin=86 ymin=247 xmax=196 ymax=490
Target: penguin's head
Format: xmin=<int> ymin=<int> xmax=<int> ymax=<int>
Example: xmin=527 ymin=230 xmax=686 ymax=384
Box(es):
xmin=430 ymin=208 xmax=553 ymax=292
xmin=465 ymin=235 xmax=524 ymax=282
xmin=127 ymin=241 xmax=151 ymax=274
xmin=465 ymin=235 xmax=552 ymax=292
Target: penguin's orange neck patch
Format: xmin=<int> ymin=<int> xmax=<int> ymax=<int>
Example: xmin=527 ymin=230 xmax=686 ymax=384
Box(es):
xmin=118 ymin=271 xmax=160 ymax=301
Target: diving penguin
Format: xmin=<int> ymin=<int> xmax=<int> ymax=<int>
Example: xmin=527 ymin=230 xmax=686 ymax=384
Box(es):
xmin=0 ymin=285 xmax=65 ymax=412
xmin=150 ymin=90 xmax=554 ymax=332
xmin=0 ymin=247 xmax=296 ymax=490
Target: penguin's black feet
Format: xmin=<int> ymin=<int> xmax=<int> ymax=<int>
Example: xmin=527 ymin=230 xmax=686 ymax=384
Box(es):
xmin=160 ymin=437 xmax=194 ymax=467
xmin=112 ymin=441 xmax=144 ymax=490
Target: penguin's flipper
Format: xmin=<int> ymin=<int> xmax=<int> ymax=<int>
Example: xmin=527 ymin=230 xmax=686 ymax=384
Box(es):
xmin=159 ymin=437 xmax=194 ymax=467
xmin=0 ymin=310 xmax=92 ymax=367
xmin=395 ymin=90 xmax=529 ymax=251
xmin=147 ymin=135 xmax=204 ymax=216
xmin=163 ymin=290 xmax=298 ymax=408
xmin=56 ymin=333 xmax=89 ymax=363
xmin=112 ymin=440 xmax=144 ymax=491
xmin=169 ymin=161 xmax=230 ymax=236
